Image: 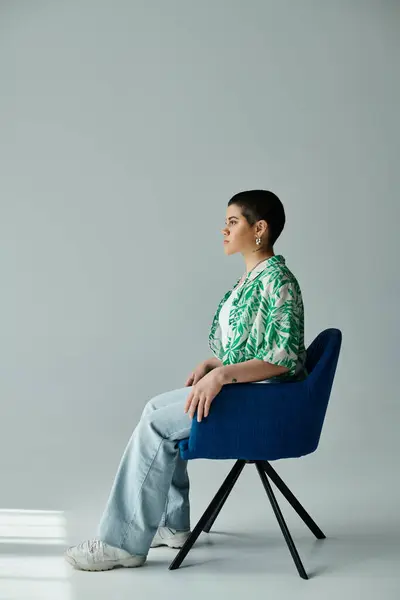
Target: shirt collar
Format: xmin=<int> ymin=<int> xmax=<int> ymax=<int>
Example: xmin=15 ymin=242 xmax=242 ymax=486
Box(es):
xmin=245 ymin=254 xmax=285 ymax=283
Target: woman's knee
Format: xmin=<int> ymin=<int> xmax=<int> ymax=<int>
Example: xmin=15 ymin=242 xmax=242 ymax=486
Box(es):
xmin=141 ymin=390 xmax=170 ymax=417
xmin=141 ymin=396 xmax=156 ymax=418
xmin=142 ymin=388 xmax=190 ymax=417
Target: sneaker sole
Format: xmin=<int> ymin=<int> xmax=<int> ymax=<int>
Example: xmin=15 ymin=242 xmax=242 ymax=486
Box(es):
xmin=64 ymin=553 xmax=146 ymax=571
xmin=150 ymin=533 xmax=191 ymax=549
xmin=150 ymin=541 xmax=186 ymax=549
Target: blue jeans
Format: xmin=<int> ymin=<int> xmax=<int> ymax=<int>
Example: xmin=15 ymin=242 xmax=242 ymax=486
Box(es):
xmin=96 ymin=386 xmax=193 ymax=557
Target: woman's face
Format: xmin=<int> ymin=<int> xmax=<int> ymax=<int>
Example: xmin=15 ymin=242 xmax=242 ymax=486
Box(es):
xmin=221 ymin=205 xmax=266 ymax=255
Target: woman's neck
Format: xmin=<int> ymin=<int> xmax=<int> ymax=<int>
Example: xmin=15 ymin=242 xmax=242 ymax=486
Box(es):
xmin=244 ymin=251 xmax=275 ymax=274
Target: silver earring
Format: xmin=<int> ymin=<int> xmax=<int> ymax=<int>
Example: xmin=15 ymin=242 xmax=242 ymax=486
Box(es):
xmin=255 ymin=237 xmax=261 ymax=246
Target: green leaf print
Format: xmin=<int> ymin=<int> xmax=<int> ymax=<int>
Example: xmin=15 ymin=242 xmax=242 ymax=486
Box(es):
xmin=208 ymin=255 xmax=307 ymax=379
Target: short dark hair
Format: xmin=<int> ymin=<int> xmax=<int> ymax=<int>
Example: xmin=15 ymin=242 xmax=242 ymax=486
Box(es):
xmin=228 ymin=189 xmax=285 ymax=249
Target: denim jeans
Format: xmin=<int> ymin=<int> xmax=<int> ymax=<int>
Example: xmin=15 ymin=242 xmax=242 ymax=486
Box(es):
xmin=96 ymin=386 xmax=193 ymax=557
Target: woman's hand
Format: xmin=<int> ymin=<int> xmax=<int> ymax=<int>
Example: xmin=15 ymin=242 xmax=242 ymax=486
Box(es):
xmin=184 ymin=359 xmax=213 ymax=387
xmin=184 ymin=369 xmax=224 ymax=422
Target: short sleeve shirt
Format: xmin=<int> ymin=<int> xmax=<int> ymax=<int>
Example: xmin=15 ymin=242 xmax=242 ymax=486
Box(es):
xmin=209 ymin=254 xmax=307 ymax=383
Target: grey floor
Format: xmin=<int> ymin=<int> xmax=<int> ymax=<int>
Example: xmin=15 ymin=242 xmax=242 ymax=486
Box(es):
xmin=1 ymin=458 xmax=399 ymax=600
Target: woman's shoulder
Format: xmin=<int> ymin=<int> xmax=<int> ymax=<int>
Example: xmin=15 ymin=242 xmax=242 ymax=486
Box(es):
xmin=257 ymin=261 xmax=303 ymax=295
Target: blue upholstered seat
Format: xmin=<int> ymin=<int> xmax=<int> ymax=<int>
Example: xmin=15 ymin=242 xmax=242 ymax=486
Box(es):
xmin=178 ymin=328 xmax=342 ymax=461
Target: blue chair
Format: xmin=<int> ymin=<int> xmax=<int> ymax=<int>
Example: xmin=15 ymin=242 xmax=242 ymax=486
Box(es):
xmin=169 ymin=328 xmax=342 ymax=579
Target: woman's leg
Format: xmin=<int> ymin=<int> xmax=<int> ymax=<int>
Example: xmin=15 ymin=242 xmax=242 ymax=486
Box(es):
xmin=158 ymin=452 xmax=190 ymax=531
xmin=96 ymin=386 xmax=193 ymax=556
xmin=142 ymin=390 xmax=191 ymax=532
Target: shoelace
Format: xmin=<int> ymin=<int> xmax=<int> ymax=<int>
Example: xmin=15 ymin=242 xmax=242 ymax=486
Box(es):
xmin=88 ymin=539 xmax=103 ymax=555
xmin=77 ymin=538 xmax=103 ymax=555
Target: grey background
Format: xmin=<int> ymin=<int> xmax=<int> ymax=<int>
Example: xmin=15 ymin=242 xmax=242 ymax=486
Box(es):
xmin=0 ymin=1 xmax=399 ymax=598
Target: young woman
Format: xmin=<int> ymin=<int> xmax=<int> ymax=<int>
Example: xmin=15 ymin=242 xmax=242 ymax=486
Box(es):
xmin=64 ymin=189 xmax=307 ymax=571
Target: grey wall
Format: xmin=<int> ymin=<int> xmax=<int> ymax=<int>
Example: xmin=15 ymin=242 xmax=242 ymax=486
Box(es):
xmin=1 ymin=0 xmax=399 ymax=541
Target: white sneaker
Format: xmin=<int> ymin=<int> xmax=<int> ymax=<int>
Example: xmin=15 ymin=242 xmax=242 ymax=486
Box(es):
xmin=64 ymin=538 xmax=147 ymax=571
xmin=150 ymin=526 xmax=191 ymax=549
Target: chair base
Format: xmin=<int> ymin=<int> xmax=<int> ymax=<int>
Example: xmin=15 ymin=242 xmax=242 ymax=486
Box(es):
xmin=168 ymin=459 xmax=326 ymax=579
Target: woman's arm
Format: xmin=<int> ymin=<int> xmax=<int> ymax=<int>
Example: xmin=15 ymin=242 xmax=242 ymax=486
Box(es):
xmin=214 ymin=358 xmax=289 ymax=384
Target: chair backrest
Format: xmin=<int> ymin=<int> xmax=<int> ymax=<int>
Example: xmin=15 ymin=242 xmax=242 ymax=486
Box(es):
xmin=303 ymin=328 xmax=342 ymax=453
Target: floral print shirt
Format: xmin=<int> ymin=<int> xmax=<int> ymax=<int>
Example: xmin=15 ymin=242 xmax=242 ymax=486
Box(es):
xmin=208 ymin=254 xmax=308 ymax=383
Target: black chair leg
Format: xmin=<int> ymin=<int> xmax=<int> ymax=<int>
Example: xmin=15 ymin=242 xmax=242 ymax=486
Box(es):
xmin=169 ymin=459 xmax=246 ymax=570
xmin=261 ymin=461 xmax=326 ymax=539
xmin=203 ymin=462 xmax=243 ymax=533
xmin=255 ymin=462 xmax=308 ymax=579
